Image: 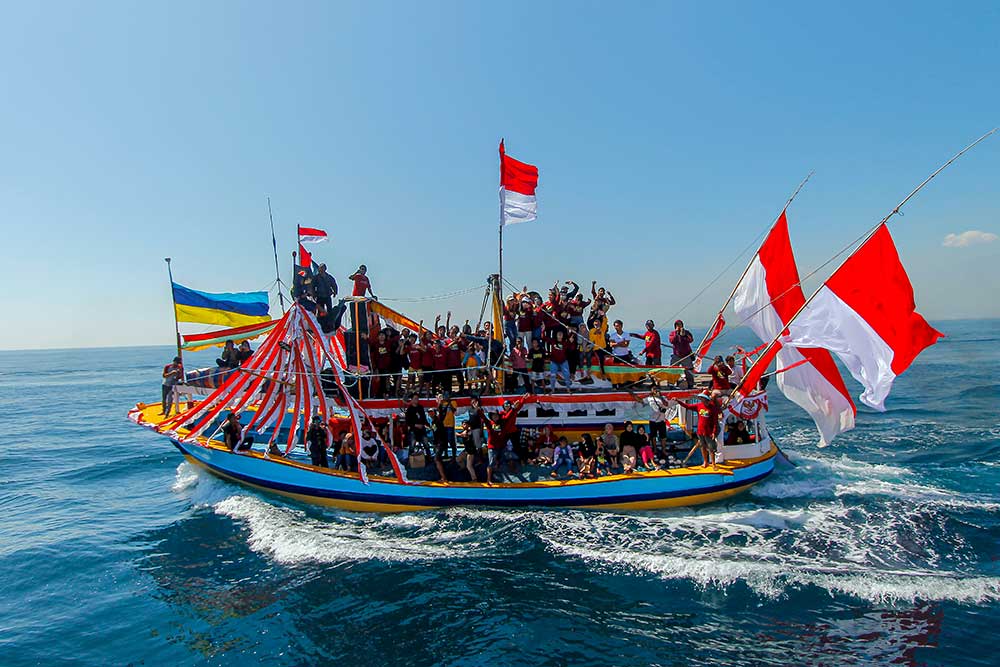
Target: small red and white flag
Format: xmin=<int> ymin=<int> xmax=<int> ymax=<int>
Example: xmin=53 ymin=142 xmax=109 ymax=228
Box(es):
xmin=733 ymin=211 xmax=856 ymax=446
xmin=780 ymin=223 xmax=943 ymax=411
xmin=298 ymin=226 xmax=329 ymax=244
xmin=499 ymin=140 xmax=539 ymax=226
xmin=694 ymin=312 xmax=726 ymax=372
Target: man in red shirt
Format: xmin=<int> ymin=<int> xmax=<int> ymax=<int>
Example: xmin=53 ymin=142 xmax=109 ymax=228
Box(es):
xmin=631 ymin=319 xmax=662 ymax=366
xmin=485 ymin=393 xmax=535 ymax=484
xmin=349 ymin=265 xmax=376 ymax=298
xmin=707 ymin=355 xmax=732 ymax=390
xmin=678 ymin=390 xmax=726 ymax=468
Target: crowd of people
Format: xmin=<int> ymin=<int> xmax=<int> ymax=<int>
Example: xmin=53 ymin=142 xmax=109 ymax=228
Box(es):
xmin=300 ymin=269 xmax=729 ymax=398
xmin=238 ymin=382 xmax=762 ymax=483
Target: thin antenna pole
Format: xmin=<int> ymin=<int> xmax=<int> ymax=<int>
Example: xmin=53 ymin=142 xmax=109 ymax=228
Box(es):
xmin=267 ymin=197 xmax=286 ymax=313
xmin=164 ymin=257 xmax=185 ymax=381
xmin=737 ymin=128 xmax=997 ymax=393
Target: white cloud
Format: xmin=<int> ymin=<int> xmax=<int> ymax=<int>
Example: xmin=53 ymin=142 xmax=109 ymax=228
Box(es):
xmin=942 ymin=230 xmax=998 ymax=248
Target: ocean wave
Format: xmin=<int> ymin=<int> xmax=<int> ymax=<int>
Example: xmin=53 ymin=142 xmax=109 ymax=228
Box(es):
xmin=535 ymin=506 xmax=1000 ymax=604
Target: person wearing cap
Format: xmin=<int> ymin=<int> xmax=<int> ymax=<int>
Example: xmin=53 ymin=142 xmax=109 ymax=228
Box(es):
xmin=669 ymin=319 xmax=695 ymax=389
xmin=631 ymin=319 xmax=662 ymax=366
xmin=348 ymin=264 xmax=376 ymax=299
xmin=306 ymin=415 xmax=332 ymax=468
xmin=161 ymin=356 xmax=184 ymax=416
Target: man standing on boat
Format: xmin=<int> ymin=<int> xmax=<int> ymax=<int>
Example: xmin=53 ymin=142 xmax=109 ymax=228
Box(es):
xmin=161 ymin=356 xmax=183 ymax=416
xmin=349 ymin=264 xmax=376 ymax=299
xmin=312 ymin=263 xmax=338 ymax=312
xmin=485 ymin=393 xmax=535 ymax=484
xmin=669 ymin=320 xmax=695 ymax=389
xmin=631 ymin=320 xmax=662 ymax=366
xmin=306 ymin=415 xmax=332 ymax=468
xmin=677 ymin=390 xmax=725 ymax=468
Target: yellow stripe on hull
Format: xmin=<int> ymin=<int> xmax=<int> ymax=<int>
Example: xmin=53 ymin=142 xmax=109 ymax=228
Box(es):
xmin=182 ymin=454 xmax=429 ymax=513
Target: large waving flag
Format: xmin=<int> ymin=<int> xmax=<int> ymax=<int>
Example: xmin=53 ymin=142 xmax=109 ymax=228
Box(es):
xmin=732 ymin=211 xmax=856 ymax=446
xmin=172 ymin=283 xmax=271 ymax=328
xmin=780 ymin=223 xmax=943 ymax=411
xmin=499 ymin=140 xmax=539 ymax=225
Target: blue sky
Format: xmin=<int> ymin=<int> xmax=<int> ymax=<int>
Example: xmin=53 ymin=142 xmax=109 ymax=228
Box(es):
xmin=0 ymin=1 xmax=997 ymax=350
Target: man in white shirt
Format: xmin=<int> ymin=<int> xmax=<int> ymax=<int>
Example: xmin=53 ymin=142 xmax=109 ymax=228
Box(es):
xmin=608 ymin=320 xmax=635 ymax=363
xmin=643 ymin=385 xmax=672 ymax=447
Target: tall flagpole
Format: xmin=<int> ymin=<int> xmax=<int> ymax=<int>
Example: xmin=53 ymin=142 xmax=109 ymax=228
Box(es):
xmin=267 ymin=197 xmax=286 ymax=313
xmin=498 ymin=138 xmax=505 ymax=296
xmin=164 ymin=257 xmax=184 ymax=379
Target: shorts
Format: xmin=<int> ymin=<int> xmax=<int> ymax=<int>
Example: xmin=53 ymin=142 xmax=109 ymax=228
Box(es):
xmin=697 ymin=433 xmax=717 ymax=452
xmin=487 ymin=446 xmax=507 ymax=469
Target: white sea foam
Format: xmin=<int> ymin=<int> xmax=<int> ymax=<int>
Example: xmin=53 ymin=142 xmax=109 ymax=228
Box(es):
xmin=532 ymin=503 xmax=1000 ymax=604
xmin=214 ymin=494 xmax=474 ymax=564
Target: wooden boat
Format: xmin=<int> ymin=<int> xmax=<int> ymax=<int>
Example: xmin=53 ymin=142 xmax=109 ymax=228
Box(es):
xmin=128 ymin=402 xmax=778 ymax=512
xmin=130 ymin=302 xmax=780 ymax=512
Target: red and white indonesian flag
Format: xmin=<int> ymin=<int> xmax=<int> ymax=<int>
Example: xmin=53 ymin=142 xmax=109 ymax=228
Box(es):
xmin=298 ymin=227 xmax=328 ymax=244
xmin=499 ymin=140 xmax=539 ymax=226
xmin=780 ymin=223 xmax=943 ymax=411
xmin=733 ymin=211 xmax=857 ymax=446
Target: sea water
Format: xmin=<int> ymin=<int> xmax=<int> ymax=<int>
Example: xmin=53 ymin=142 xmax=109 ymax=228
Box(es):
xmin=1 ymin=321 xmax=998 ymax=666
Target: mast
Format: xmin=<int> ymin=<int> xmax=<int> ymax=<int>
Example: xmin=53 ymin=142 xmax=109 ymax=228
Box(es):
xmin=736 ymin=128 xmax=997 ymax=394
xmin=164 ymin=257 xmax=185 ymax=381
xmin=499 ymin=136 xmax=505 ymax=296
xmin=267 ymin=197 xmax=286 ymax=313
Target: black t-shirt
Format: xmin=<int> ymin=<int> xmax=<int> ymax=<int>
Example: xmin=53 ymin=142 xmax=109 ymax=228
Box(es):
xmin=467 ymin=407 xmax=484 ymax=429
xmin=222 ymin=422 xmax=240 ymax=449
xmin=307 ymin=424 xmax=327 ymax=451
xmin=579 ymin=439 xmax=598 ymax=458
xmin=405 ymin=404 xmax=427 ymax=428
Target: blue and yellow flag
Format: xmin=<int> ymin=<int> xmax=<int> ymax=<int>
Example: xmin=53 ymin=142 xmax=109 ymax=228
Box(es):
xmin=172 ymin=283 xmax=270 ymax=328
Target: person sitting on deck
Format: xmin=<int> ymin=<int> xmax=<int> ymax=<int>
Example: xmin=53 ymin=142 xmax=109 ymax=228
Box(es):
xmin=306 ymin=415 xmax=331 ymax=468
xmin=349 ymin=264 xmax=376 ymax=299
xmin=668 ymin=320 xmax=695 ymax=389
xmin=725 ymin=419 xmax=753 ymax=445
xmin=549 ymin=436 xmax=577 ymax=478
xmin=707 ymin=355 xmax=733 ymax=390
xmin=358 ymin=427 xmax=381 ymax=470
xmin=161 ymin=356 xmax=183 ymax=416
xmin=601 ymin=424 xmax=621 ymax=469
xmin=336 ymin=432 xmax=356 ymax=470
xmin=621 ymin=446 xmax=637 ymax=474
xmin=217 ymin=340 xmax=241 ymax=368
xmin=312 ymin=263 xmax=338 ymax=311
xmin=237 ymin=341 xmax=254 ymax=365
xmin=677 ymin=390 xmax=726 ymax=468
xmin=595 ymin=437 xmax=611 ymax=476
xmin=222 ymin=412 xmax=253 ymax=452
xmin=631 ymin=320 xmax=662 ymax=366
xmin=578 ymin=434 xmax=598 ymax=478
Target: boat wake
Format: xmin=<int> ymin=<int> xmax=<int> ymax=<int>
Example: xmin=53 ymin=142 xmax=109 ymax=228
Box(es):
xmin=171 ymin=456 xmax=1000 ymax=605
